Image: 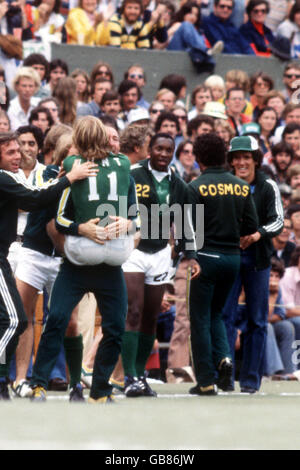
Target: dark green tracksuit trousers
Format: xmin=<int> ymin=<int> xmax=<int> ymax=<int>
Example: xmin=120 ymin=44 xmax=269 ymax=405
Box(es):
xmin=31 ymin=259 xmax=127 ymax=399
xmin=189 ymin=252 xmax=240 ymax=387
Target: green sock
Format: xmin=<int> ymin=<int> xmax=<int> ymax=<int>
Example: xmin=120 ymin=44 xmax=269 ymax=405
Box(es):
xmin=63 ymin=335 xmax=83 ymax=388
xmin=121 ymin=331 xmax=140 ymax=377
xmin=135 ymin=333 xmax=156 ymax=377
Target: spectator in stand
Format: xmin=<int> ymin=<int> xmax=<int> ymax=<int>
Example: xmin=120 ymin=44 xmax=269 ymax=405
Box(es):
xmin=29 ymin=105 xmax=54 ymax=136
xmin=0 ymin=110 xmax=11 ymax=132
xmin=71 ymin=69 xmax=90 ymax=107
xmin=124 ymin=64 xmax=150 ymax=109
xmin=0 ymin=0 xmax=33 ymax=39
xmin=172 ymin=139 xmax=196 ymax=181
xmin=155 ymin=88 xmax=176 ymax=112
xmin=204 ymin=74 xmax=225 ymax=102
xmin=273 ymin=103 xmax=300 ymax=144
xmin=282 ymin=123 xmax=300 ymax=162
xmin=269 ymin=141 xmax=294 ymax=184
xmin=39 ymin=97 xmax=60 ymax=124
xmin=256 ymin=106 xmax=278 ymax=160
xmin=249 ymin=71 xmax=274 ymax=120
xmin=165 ymin=1 xmax=222 ymax=70
xmin=106 ymin=0 xmax=152 ymax=49
xmin=143 ymin=0 xmax=168 ymax=48
xmin=203 ymin=0 xmax=254 ymax=55
xmin=23 ymin=54 xmax=50 ymax=99
xmin=159 ymin=74 xmax=187 ymax=108
xmin=65 ymin=0 xmax=108 ymax=45
xmin=277 ymin=2 xmax=300 ymax=59
xmin=263 ymin=258 xmax=298 ymax=379
xmin=187 ymin=115 xmax=215 ymax=141
xmin=287 ymin=165 xmax=300 ymax=191
xmin=224 ymin=69 xmax=253 ymax=118
xmin=90 ymin=61 xmax=115 ymax=88
xmin=8 ymin=67 xmax=41 ymax=131
xmin=0 ymin=67 xmax=10 ymax=112
xmin=32 ymin=0 xmax=65 ymax=43
xmin=287 ymin=204 xmax=300 ymax=245
xmin=215 ymin=117 xmax=235 ymax=148
xmin=281 ymin=62 xmax=300 ymax=102
xmin=100 ymin=90 xmax=124 ymax=130
xmin=265 ymin=0 xmax=293 ymax=32
xmin=225 ymin=87 xmax=251 ymax=136
xmin=52 ymin=76 xmax=77 ymax=127
xmin=77 ymin=77 xmax=112 ymax=118
xmin=154 ymin=111 xmax=180 ymax=142
xmin=173 ymin=106 xmax=188 ymax=140
xmin=148 ymin=100 xmax=165 ymax=129
xmin=118 ymin=79 xmax=141 ymax=126
xmin=280 ymin=246 xmax=300 ymax=341
xmin=263 ymin=90 xmax=286 ymax=126
xmin=272 ymin=217 xmax=296 ymax=267
xmin=188 ymin=84 xmax=213 ymax=120
xmin=44 ymin=58 xmax=68 ymax=95
xmin=239 ymin=0 xmax=274 ymax=56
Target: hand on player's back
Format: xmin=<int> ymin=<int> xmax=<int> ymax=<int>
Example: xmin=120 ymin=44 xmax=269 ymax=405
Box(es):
xmin=66 ymin=160 xmax=98 ymax=184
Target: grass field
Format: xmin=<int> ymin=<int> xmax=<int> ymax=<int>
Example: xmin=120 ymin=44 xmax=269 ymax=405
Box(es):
xmin=1 ymin=380 xmax=300 ymax=450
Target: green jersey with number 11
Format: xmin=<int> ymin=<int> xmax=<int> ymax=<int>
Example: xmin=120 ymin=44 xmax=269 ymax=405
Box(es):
xmin=56 ymin=153 xmax=133 ymax=234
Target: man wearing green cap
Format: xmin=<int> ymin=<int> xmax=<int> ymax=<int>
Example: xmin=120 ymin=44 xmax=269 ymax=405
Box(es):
xmin=223 ymin=135 xmax=284 ymax=393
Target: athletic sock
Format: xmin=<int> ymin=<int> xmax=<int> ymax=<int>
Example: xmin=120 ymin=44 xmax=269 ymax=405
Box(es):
xmin=63 ymin=335 xmax=83 ymax=389
xmin=121 ymin=331 xmax=140 ymax=377
xmin=135 ymin=333 xmax=156 ymax=377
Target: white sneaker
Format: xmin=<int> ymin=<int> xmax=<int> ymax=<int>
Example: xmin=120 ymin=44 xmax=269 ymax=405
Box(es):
xmin=81 ymin=365 xmax=93 ymax=389
xmin=207 ymin=40 xmax=224 ymax=56
xmin=12 ymin=380 xmax=33 ymax=398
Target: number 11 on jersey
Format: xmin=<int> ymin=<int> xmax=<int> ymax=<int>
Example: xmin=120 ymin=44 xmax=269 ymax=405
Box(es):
xmin=88 ymin=171 xmax=118 ymax=202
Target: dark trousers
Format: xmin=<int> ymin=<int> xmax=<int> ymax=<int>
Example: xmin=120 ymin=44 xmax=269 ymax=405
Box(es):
xmin=189 ymin=252 xmax=240 ymax=387
xmin=222 ymin=251 xmax=270 ymax=390
xmin=0 ymin=257 xmax=27 ymax=378
xmin=31 ymin=260 xmax=127 ymax=398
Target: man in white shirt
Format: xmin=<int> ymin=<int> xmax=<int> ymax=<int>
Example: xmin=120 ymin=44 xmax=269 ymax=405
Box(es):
xmin=8 ymin=67 xmax=41 ymax=131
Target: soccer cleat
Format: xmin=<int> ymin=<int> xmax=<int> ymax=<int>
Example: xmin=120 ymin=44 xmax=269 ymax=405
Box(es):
xmin=30 ymin=386 xmax=47 ymax=402
xmin=69 ymin=383 xmax=85 ymax=402
xmin=217 ymin=357 xmax=234 ymax=392
xmin=0 ymin=381 xmax=11 ymax=401
xmin=138 ymin=375 xmax=157 ymax=397
xmin=88 ymin=395 xmax=115 ymax=404
xmin=189 ymin=384 xmax=218 ymax=396
xmin=124 ymin=375 xmax=143 ymax=397
xmin=12 ymin=380 xmax=33 ymax=398
xmin=81 ymin=365 xmax=93 ymax=389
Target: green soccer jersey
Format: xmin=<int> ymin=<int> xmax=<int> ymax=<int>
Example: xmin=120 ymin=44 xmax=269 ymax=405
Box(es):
xmin=152 ymin=175 xmax=170 ymax=205
xmin=57 ymin=153 xmax=132 ymax=233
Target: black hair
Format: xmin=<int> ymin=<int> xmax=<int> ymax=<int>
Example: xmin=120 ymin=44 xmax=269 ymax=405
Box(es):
xmin=250 ymin=71 xmax=274 ymax=95
xmin=159 ymin=74 xmax=187 ymax=99
xmin=99 ymin=115 xmax=118 ymax=131
xmin=49 ymin=59 xmax=69 ymax=80
xmin=289 ymin=245 xmax=300 ymax=267
xmin=118 ymin=79 xmax=141 ymax=100
xmin=225 ymin=86 xmax=245 ymax=100
xmin=175 ymin=139 xmax=193 ymax=159
xmin=289 ymin=1 xmax=300 ymax=22
xmin=193 ymin=133 xmax=226 ymax=166
xmin=154 ymin=111 xmax=180 ymax=133
xmin=272 ymin=141 xmax=294 ymax=159
xmin=23 ymin=54 xmax=50 ymax=81
xmin=187 ymin=115 xmax=215 ymax=136
xmin=283 ymin=123 xmax=300 ymax=138
xmin=270 ymin=257 xmax=285 ymax=278
xmin=16 ymin=125 xmax=44 ymax=150
xmin=29 ymin=106 xmax=54 ymax=129
xmin=101 ymin=90 xmax=120 ymax=106
xmin=227 ymin=147 xmax=263 ymax=168
xmin=149 ymin=132 xmax=175 ymax=149
xmin=246 ymin=0 xmax=270 ymax=16
xmin=172 ymin=1 xmax=201 ymax=28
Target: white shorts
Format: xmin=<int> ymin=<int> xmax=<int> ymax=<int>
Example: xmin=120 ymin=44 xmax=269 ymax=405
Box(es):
xmin=122 ymin=244 xmax=172 ymax=285
xmin=7 ymin=241 xmax=22 ymax=274
xmin=15 ymin=247 xmax=62 ymax=295
xmin=64 ymin=234 xmax=135 ymax=266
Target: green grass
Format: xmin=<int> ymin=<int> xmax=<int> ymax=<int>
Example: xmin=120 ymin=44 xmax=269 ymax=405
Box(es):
xmin=1 ymin=381 xmax=300 ymax=450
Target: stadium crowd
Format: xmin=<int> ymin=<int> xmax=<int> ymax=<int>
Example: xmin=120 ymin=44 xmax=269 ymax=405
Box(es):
xmin=0 ymin=0 xmax=300 ymax=402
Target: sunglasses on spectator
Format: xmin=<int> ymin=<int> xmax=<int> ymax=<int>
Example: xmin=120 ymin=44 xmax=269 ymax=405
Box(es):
xmin=98 ymin=70 xmax=110 ymax=76
xmin=129 ymin=74 xmax=144 ymax=79
xmin=252 ymin=8 xmax=267 ymax=13
xmin=150 ymin=109 xmax=162 ymax=114
xmin=176 ymin=115 xmax=187 ymax=121
xmin=285 ymin=73 xmax=300 ymax=79
xmin=218 ymin=4 xmax=233 ymax=10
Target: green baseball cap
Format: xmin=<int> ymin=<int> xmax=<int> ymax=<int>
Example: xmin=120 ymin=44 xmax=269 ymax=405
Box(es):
xmin=228 ymin=135 xmax=259 ymax=153
xmin=241 ymin=122 xmax=261 ymax=136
